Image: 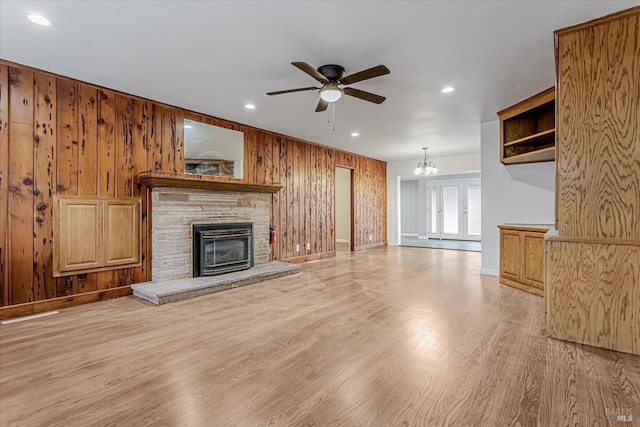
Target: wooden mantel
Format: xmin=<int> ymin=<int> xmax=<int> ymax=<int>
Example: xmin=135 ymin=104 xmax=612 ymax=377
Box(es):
xmin=136 ymin=171 xmax=283 ymax=193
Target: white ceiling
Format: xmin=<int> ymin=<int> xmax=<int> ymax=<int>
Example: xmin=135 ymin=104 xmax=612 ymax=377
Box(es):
xmin=1 ymin=1 xmax=637 ymax=162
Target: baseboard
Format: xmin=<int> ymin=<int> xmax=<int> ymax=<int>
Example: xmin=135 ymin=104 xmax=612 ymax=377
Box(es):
xmin=355 ymin=242 xmax=387 ymax=251
xmin=401 ymin=233 xmax=419 ymax=237
xmin=282 ymin=251 xmax=336 ymax=264
xmin=480 ymin=268 xmax=499 ymax=277
xmin=418 ymin=236 xmax=428 ymax=240
xmin=0 ymin=286 xmax=133 ymax=320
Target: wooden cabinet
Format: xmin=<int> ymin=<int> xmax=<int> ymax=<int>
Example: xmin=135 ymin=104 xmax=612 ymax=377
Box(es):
xmin=104 ymin=200 xmax=142 ymax=267
xmin=546 ymin=6 xmax=640 ymax=355
xmin=497 ymin=87 xmax=555 ymax=165
xmin=499 ymin=225 xmax=550 ymax=296
xmin=56 ymin=199 xmax=104 ymax=273
xmin=54 ymin=196 xmax=141 ymax=276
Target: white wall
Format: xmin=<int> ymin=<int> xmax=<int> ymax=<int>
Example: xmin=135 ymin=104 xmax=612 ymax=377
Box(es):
xmin=387 ymin=152 xmax=481 ymax=246
xmin=480 ymin=120 xmax=555 ymax=275
xmin=335 ymin=167 xmax=351 ymax=242
xmin=400 ymin=180 xmax=419 ymax=234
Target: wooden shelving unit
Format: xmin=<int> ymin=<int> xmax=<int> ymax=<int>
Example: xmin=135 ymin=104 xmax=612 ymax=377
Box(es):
xmin=497 ymin=87 xmax=555 ymax=164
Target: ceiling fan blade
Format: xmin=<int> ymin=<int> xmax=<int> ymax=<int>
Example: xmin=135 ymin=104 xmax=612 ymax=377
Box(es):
xmin=292 ymin=62 xmax=328 ymax=83
xmin=266 ymin=86 xmax=320 ymax=96
xmin=340 ymin=65 xmax=390 ymax=85
xmin=315 ymin=98 xmax=328 ymax=112
xmin=343 ymin=87 xmax=386 ymax=104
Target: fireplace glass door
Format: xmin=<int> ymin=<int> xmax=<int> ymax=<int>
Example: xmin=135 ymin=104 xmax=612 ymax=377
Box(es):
xmin=203 ymin=239 xmax=248 ymax=268
xmin=193 ymin=223 xmax=253 ymax=277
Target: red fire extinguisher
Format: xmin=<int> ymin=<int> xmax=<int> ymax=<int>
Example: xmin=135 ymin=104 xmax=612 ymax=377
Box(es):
xmin=270 ymin=226 xmax=277 ymax=245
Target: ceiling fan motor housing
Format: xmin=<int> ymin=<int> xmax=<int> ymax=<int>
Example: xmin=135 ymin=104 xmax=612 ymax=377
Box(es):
xmin=317 ymin=64 xmax=345 ymax=82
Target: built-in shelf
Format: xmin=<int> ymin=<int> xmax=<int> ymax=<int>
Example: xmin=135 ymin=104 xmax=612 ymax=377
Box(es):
xmin=498 ymin=87 xmax=555 ymax=164
xmin=136 ymin=171 xmax=283 ymax=193
xmin=503 ymin=128 xmax=555 ymax=148
xmin=501 ymin=146 xmax=556 ymax=165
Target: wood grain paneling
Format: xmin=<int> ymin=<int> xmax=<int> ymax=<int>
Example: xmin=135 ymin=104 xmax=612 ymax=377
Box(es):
xmin=131 ymin=100 xmax=148 ymax=284
xmin=96 ymin=89 xmax=116 ymax=290
xmin=97 ymin=89 xmax=116 ymax=197
xmin=0 ymin=59 xmax=387 ymax=314
xmin=77 ymin=85 xmax=98 ymax=293
xmin=556 ymin=12 xmax=640 ymax=239
xmin=0 ymin=65 xmax=9 ymax=306
xmin=56 ymin=79 xmax=79 ymax=296
xmin=8 ymin=67 xmax=34 ymax=304
xmin=33 ymin=73 xmax=57 ymax=301
xmin=546 ymin=239 xmax=639 ymax=354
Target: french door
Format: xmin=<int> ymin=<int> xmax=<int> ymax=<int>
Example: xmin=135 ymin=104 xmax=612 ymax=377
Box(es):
xmin=427 ymin=179 xmax=481 ymax=241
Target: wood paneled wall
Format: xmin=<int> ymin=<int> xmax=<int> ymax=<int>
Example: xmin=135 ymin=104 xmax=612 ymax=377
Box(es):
xmin=0 ymin=59 xmax=387 ymax=315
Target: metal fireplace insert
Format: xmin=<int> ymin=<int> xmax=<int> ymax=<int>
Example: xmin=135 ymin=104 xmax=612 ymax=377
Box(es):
xmin=192 ymin=223 xmax=253 ymax=277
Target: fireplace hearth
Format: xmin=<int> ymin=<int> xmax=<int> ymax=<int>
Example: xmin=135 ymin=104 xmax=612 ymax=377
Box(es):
xmin=192 ymin=223 xmax=254 ymax=277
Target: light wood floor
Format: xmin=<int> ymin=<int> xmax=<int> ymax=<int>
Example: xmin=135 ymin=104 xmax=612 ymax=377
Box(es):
xmin=1 ymin=247 xmax=638 ymax=426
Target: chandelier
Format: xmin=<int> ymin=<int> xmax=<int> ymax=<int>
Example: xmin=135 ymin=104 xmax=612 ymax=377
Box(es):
xmin=414 ymin=147 xmax=438 ymax=175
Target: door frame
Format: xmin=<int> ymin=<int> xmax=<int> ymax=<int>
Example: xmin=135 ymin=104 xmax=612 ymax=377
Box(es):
xmin=335 ymin=165 xmax=355 ymax=251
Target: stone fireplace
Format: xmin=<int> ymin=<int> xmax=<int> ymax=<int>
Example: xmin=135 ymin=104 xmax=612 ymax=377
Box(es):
xmin=151 ymin=187 xmax=270 ymax=282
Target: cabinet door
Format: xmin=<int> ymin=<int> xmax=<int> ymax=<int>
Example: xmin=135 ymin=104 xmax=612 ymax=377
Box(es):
xmin=522 ymin=232 xmax=545 ymax=289
xmin=104 ymin=199 xmax=141 ymax=267
xmin=55 ymin=198 xmax=103 ymax=274
xmin=54 ymin=196 xmax=141 ymax=276
xmin=500 ymin=229 xmax=521 ymax=281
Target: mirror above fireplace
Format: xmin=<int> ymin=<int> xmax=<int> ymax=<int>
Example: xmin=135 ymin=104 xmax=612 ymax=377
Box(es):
xmin=183 ymin=119 xmax=244 ymax=179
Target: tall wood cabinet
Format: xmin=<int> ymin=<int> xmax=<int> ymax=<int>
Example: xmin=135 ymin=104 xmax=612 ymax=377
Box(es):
xmin=546 ymin=7 xmax=640 ymax=355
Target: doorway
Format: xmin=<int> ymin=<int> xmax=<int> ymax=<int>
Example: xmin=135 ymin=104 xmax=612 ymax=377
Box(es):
xmin=335 ymin=167 xmax=353 ymax=251
xmin=427 ymin=179 xmax=481 ymax=241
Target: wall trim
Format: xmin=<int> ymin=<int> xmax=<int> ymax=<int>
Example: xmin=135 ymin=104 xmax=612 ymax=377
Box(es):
xmin=0 ymin=286 xmax=133 ymax=320
xmin=480 ymin=268 xmax=499 ymax=276
xmin=283 ymin=251 xmax=336 ymax=264
xmin=355 ymin=242 xmax=387 ymax=251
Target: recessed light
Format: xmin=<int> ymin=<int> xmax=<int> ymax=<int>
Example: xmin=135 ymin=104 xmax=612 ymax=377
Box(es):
xmin=351 ymin=132 xmax=360 ymax=137
xmin=245 ymin=104 xmax=256 ymax=109
xmin=441 ymin=86 xmax=455 ymax=93
xmin=27 ymin=14 xmax=52 ymax=26
xmin=184 ymin=124 xmax=192 ymax=129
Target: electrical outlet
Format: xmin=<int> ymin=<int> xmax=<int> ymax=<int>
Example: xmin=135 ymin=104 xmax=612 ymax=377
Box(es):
xmin=295 ymin=244 xmax=300 ymax=252
xmin=369 ymin=234 xmax=373 ymax=241
xmin=306 ymin=243 xmax=310 ymax=250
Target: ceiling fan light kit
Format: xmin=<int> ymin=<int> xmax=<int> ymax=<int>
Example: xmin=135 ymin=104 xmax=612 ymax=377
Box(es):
xmin=267 ymin=61 xmax=390 ymax=112
xmin=319 ymin=84 xmax=343 ymax=102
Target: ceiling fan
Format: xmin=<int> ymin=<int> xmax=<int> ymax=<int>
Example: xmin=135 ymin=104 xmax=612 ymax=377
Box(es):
xmin=267 ymin=62 xmax=390 ymax=112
